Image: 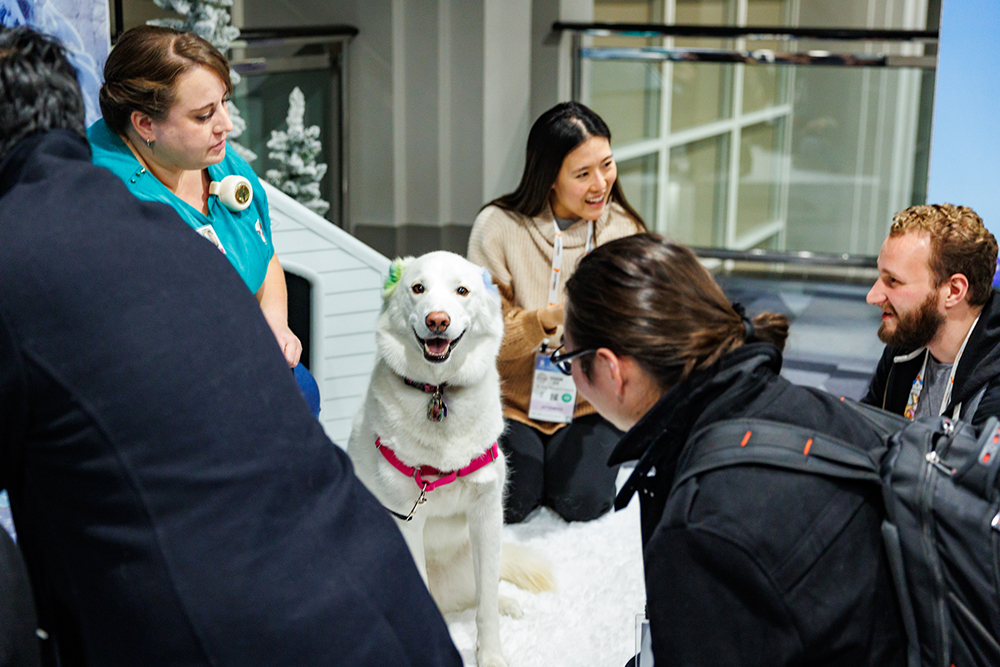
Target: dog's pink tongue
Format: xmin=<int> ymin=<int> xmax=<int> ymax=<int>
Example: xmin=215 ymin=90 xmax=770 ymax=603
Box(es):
xmin=425 ymin=338 xmax=449 ymax=355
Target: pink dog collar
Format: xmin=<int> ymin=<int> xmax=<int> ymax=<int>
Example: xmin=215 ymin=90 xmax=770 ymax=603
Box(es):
xmin=375 ymin=438 xmax=500 ymax=493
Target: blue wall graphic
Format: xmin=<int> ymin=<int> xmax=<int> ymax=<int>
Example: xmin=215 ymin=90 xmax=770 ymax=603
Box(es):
xmin=1 ymin=0 xmax=109 ymax=125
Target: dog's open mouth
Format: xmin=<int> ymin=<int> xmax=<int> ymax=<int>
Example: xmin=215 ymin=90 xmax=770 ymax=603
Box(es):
xmin=413 ymin=329 xmax=465 ymax=363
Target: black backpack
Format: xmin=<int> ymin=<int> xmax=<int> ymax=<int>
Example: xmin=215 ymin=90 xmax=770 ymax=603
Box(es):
xmin=675 ymin=405 xmax=1000 ymax=667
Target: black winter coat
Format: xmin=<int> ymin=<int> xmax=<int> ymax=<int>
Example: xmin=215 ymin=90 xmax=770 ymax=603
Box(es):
xmin=861 ymin=289 xmax=1000 ymax=426
xmin=0 ymin=131 xmax=461 ymax=667
xmin=611 ymin=343 xmax=907 ymax=666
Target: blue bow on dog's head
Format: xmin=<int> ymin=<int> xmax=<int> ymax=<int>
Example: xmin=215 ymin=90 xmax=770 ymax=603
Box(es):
xmin=481 ymin=267 xmax=499 ymax=296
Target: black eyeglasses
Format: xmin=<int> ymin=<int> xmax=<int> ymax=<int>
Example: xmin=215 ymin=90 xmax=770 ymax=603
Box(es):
xmin=548 ymin=345 xmax=598 ymax=376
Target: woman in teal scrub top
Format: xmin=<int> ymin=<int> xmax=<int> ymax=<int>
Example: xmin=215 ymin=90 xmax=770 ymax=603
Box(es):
xmin=89 ymin=26 xmax=303 ymax=370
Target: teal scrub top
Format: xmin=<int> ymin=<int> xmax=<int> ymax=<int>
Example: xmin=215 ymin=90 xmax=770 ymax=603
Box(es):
xmin=88 ymin=119 xmax=274 ymax=293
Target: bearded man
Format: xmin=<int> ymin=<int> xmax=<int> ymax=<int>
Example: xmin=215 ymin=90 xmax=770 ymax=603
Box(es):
xmin=862 ymin=204 xmax=1000 ymax=425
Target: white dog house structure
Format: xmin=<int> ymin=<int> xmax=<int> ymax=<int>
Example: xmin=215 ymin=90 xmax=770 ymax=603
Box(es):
xmin=263 ymin=181 xmax=389 ymax=446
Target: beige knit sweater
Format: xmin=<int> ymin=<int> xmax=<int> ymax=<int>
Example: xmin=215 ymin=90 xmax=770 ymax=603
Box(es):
xmin=467 ymin=201 xmax=644 ymax=434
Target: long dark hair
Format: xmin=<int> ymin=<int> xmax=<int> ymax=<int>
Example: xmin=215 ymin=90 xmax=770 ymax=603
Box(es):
xmin=486 ymin=101 xmax=646 ymax=228
xmin=565 ymin=234 xmax=788 ymax=389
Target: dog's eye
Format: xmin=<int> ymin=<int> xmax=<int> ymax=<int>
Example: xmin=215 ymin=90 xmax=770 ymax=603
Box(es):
xmin=456 ymin=286 xmax=469 ymax=296
xmin=412 ymin=284 xmax=425 ymax=294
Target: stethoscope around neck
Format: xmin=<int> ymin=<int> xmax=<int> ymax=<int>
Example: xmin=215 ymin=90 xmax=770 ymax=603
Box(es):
xmin=129 ymin=133 xmax=253 ymax=212
xmin=208 ymin=175 xmax=253 ymax=212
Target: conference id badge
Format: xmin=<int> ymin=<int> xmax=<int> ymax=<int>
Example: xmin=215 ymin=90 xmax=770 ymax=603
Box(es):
xmin=195 ymin=224 xmax=227 ymax=255
xmin=527 ymin=352 xmax=577 ymax=423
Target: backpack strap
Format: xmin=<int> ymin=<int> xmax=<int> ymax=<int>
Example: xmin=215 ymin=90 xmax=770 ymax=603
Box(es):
xmin=672 ymin=418 xmax=883 ymax=497
xmin=673 ymin=416 xmax=924 ymax=667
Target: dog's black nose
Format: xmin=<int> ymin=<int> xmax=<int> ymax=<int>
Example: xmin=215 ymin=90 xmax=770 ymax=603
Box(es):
xmin=426 ymin=311 xmax=450 ymax=333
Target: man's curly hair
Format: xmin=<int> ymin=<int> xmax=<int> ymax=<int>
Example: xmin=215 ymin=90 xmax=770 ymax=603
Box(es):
xmin=890 ymin=204 xmax=998 ymax=306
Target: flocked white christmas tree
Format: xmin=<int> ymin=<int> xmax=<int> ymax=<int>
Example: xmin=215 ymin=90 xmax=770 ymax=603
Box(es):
xmin=265 ymin=87 xmax=330 ymax=216
xmin=149 ymin=0 xmax=257 ymax=162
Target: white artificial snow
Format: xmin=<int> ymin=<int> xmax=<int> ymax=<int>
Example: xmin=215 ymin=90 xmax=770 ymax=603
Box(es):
xmin=446 ymin=467 xmax=646 ymax=667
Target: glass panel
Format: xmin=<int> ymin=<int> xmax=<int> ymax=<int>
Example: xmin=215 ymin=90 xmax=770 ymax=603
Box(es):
xmin=591 ymin=61 xmax=663 ymax=145
xmin=797 ymin=0 xmax=935 ymax=31
xmin=675 ymin=0 xmax=736 ymax=25
xmin=668 ymin=134 xmax=730 ymax=245
xmin=736 ymin=118 xmax=784 ymax=242
xmin=594 ymin=0 xmax=665 ymax=25
xmin=751 ymin=234 xmax=780 ymax=250
xmin=234 ymin=68 xmax=337 ymax=221
xmin=591 ymin=0 xmax=664 ymax=143
xmin=229 ymin=38 xmax=345 ymax=225
xmin=592 ymin=0 xmax=664 ymax=50
xmin=671 ymin=1 xmax=735 ymax=132
xmin=670 ymin=62 xmax=733 ymax=132
xmin=785 ymin=66 xmax=930 ymax=255
xmin=743 ymin=65 xmax=785 ymax=114
xmin=579 ymin=1 xmax=938 ymax=260
xmin=617 ymin=153 xmax=659 ymax=230
xmin=743 ymin=0 xmax=792 ymax=113
xmin=747 ymin=0 xmax=792 ymax=25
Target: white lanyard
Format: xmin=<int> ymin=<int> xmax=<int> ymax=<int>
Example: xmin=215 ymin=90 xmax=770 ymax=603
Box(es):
xmin=904 ymin=314 xmax=980 ymax=419
xmin=548 ymin=219 xmax=595 ymax=307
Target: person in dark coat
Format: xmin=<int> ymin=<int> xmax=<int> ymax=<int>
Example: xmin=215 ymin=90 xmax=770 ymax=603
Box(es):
xmin=861 ymin=204 xmax=1000 ymax=426
xmin=0 ymin=26 xmax=461 ymax=667
xmin=0 ymin=528 xmax=40 ymax=667
xmin=554 ymin=234 xmax=906 ymax=666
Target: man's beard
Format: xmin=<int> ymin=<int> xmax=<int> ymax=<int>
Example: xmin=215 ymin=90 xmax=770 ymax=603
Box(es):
xmin=877 ymin=290 xmax=945 ymax=350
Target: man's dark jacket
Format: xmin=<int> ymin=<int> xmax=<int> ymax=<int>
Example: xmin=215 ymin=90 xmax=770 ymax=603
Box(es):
xmin=861 ymin=289 xmax=1000 ymax=426
xmin=611 ymin=342 xmax=906 ymax=666
xmin=0 ymin=130 xmax=462 ymax=667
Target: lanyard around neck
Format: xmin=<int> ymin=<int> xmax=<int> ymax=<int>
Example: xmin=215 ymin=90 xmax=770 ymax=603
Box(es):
xmin=548 ymin=219 xmax=595 ymax=307
xmin=903 ymin=314 xmax=981 ymax=419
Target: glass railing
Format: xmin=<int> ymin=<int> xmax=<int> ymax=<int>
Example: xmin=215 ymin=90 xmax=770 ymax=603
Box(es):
xmin=556 ymin=21 xmax=938 ymax=267
xmin=228 ymin=26 xmax=357 ymax=227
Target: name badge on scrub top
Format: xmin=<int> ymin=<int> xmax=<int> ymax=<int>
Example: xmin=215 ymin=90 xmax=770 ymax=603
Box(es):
xmin=195 ymin=224 xmax=227 ymax=255
xmin=528 ymin=352 xmax=577 ymax=423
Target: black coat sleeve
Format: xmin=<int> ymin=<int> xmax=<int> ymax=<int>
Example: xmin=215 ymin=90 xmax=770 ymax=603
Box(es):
xmin=0 ymin=310 xmax=27 ymax=493
xmin=645 ymin=527 xmax=803 ymax=666
xmin=0 ymin=313 xmax=38 ymax=667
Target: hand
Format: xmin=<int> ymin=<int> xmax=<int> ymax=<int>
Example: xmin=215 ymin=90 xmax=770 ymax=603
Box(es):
xmin=270 ymin=322 xmax=302 ymax=367
xmin=538 ymin=302 xmax=565 ymax=331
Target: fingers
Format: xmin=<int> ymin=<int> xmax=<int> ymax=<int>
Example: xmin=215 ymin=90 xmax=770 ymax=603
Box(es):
xmin=538 ymin=302 xmax=565 ymax=331
xmin=284 ymin=334 xmax=302 ymax=367
xmin=273 ymin=327 xmax=302 ymax=367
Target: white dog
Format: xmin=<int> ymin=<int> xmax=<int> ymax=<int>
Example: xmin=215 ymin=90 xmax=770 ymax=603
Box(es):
xmin=348 ymin=251 xmax=552 ymax=667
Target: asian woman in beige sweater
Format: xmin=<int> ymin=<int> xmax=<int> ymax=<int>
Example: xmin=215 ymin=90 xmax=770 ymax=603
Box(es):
xmin=468 ymin=102 xmax=646 ymax=523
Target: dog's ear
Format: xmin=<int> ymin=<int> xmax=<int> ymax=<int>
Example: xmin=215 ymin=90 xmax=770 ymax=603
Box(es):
xmin=382 ymin=256 xmax=414 ymax=300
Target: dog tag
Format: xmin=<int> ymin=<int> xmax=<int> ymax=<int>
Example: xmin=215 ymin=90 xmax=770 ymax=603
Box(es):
xmin=528 ymin=352 xmax=577 ymax=423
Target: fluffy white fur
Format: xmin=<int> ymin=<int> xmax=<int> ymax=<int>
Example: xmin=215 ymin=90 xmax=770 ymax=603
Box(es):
xmin=348 ymin=251 xmax=553 ymax=667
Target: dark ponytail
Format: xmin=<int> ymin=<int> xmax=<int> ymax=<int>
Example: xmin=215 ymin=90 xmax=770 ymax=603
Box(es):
xmin=564 ymin=234 xmax=788 ymax=389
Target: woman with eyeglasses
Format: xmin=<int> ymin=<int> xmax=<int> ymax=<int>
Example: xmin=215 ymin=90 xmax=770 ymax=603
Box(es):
xmin=558 ymin=234 xmax=906 ymax=666
xmin=467 ymin=101 xmax=645 ymax=523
